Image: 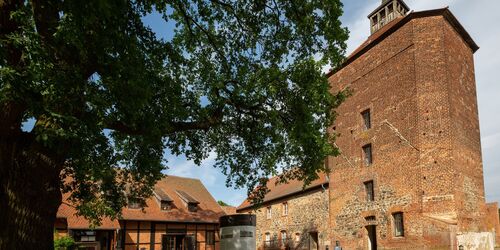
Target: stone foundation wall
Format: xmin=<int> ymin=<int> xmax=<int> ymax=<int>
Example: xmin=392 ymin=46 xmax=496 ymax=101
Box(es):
xmin=240 ymin=187 xmax=329 ymax=250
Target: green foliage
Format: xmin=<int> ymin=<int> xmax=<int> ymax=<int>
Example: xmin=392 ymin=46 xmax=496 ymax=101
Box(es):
xmin=218 ymin=200 xmax=229 ymax=206
xmin=1 ymin=0 xmax=348 ymax=225
xmin=53 ymin=235 xmax=75 ymax=250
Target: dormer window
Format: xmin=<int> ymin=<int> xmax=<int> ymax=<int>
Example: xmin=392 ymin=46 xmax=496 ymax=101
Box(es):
xmin=128 ymin=199 xmax=141 ymax=209
xmin=188 ymin=203 xmax=198 ymax=212
xmin=176 ymin=190 xmax=200 ymax=212
xmin=154 ymin=187 xmax=173 ymax=211
xmin=161 ymin=200 xmax=172 ymax=211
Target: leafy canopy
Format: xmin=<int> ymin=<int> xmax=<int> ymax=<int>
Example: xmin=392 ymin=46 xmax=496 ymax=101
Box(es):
xmin=0 ymin=0 xmax=348 ymax=223
xmin=217 ymin=200 xmax=230 ymax=206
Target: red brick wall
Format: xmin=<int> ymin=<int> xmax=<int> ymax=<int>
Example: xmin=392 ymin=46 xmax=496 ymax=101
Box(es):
xmin=327 ymin=14 xmax=488 ymax=250
xmin=443 ymin=16 xmax=487 ymax=233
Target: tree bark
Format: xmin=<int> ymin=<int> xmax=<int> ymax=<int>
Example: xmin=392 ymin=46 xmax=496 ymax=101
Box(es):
xmin=0 ymin=135 xmax=62 ymax=250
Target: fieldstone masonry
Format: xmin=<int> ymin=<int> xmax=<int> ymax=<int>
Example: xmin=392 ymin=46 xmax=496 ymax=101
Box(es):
xmin=240 ymin=187 xmax=330 ymax=250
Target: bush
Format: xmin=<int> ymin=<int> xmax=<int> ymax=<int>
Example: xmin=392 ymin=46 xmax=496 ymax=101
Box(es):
xmin=54 ymin=235 xmax=75 ymax=250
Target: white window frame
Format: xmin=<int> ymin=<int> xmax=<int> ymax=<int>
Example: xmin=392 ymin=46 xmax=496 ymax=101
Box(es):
xmin=266 ymin=206 xmax=272 ymax=219
xmin=282 ymin=202 xmax=288 ymax=216
xmin=393 ymin=212 xmax=405 ymax=237
xmin=294 ymin=233 xmax=300 ymax=242
xmin=281 ymin=231 xmax=287 ymax=246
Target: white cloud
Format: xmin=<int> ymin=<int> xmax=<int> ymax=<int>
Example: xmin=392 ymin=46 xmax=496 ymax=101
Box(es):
xmin=167 ymin=152 xmax=218 ymax=186
xmin=165 ymin=152 xmax=248 ymax=206
xmin=343 ymin=1 xmax=379 ymax=55
xmin=482 ymin=132 xmax=500 ymax=150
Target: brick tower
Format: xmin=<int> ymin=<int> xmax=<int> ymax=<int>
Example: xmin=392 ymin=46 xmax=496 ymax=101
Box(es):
xmin=327 ymin=0 xmax=497 ymax=249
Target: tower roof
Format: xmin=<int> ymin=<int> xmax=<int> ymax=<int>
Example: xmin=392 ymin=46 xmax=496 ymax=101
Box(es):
xmin=326 ymin=8 xmax=479 ymax=77
xmin=368 ymin=0 xmax=410 ymax=18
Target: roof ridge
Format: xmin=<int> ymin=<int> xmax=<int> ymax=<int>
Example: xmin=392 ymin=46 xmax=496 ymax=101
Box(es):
xmin=161 ymin=174 xmax=203 ymax=182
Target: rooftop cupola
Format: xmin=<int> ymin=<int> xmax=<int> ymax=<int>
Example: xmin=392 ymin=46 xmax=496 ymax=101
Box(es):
xmin=368 ymin=0 xmax=410 ymax=34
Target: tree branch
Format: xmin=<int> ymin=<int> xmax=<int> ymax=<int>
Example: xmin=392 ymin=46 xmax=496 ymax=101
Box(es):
xmin=173 ymin=1 xmax=231 ymax=74
xmin=31 ymin=0 xmax=60 ymax=47
xmin=105 ymin=107 xmax=224 ymax=136
xmin=1 ymin=0 xmax=27 ymax=136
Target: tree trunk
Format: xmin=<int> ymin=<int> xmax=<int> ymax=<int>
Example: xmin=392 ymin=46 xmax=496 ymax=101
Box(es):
xmin=0 ymin=135 xmax=62 ymax=250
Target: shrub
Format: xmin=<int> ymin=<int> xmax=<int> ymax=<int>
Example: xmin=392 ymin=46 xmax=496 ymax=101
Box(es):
xmin=54 ymin=235 xmax=75 ymax=250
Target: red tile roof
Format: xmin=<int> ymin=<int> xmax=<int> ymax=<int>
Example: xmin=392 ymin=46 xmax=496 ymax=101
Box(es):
xmin=121 ymin=175 xmax=223 ymax=223
xmin=220 ymin=205 xmax=238 ymax=215
xmin=236 ymin=172 xmax=329 ymax=211
xmin=57 ymin=175 xmax=224 ymax=229
xmin=56 ymin=193 xmax=120 ymax=230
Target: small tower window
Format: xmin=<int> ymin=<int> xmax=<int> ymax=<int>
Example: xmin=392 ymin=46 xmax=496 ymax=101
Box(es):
xmin=363 ymin=144 xmax=373 ymax=166
xmin=393 ymin=212 xmax=405 ymax=237
xmin=282 ymin=202 xmax=288 ymax=216
xmin=266 ymin=206 xmax=272 ymax=219
xmin=361 ymin=109 xmax=371 ymax=130
xmin=364 ymin=181 xmax=375 ymax=202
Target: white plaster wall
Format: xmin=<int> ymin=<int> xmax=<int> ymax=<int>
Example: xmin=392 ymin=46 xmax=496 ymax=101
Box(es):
xmin=456 ymin=232 xmax=495 ymax=250
xmin=220 ymin=225 xmax=256 ymax=250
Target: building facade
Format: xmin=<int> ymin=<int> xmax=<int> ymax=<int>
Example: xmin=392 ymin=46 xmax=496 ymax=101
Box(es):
xmin=326 ymin=0 xmax=497 ymax=249
xmin=237 ymin=174 xmax=330 ymax=250
xmin=55 ymin=175 xmax=224 ymax=250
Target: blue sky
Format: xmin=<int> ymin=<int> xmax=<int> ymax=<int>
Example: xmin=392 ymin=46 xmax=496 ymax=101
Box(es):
xmin=23 ymin=0 xmax=500 ymax=207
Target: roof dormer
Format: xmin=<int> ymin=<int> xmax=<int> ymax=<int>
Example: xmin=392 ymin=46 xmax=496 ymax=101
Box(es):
xmin=176 ymin=190 xmax=200 ymax=212
xmin=368 ymin=0 xmax=410 ymax=34
xmin=154 ymin=187 xmax=173 ymax=211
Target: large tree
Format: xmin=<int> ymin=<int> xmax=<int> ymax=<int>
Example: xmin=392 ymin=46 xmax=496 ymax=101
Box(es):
xmin=0 ymin=0 xmax=348 ymax=248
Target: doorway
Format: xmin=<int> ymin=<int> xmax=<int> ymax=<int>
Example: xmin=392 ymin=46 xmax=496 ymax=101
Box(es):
xmin=162 ymin=234 xmax=196 ymax=250
xmin=366 ymin=225 xmax=377 ymax=250
xmin=308 ymin=232 xmax=319 ymax=250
